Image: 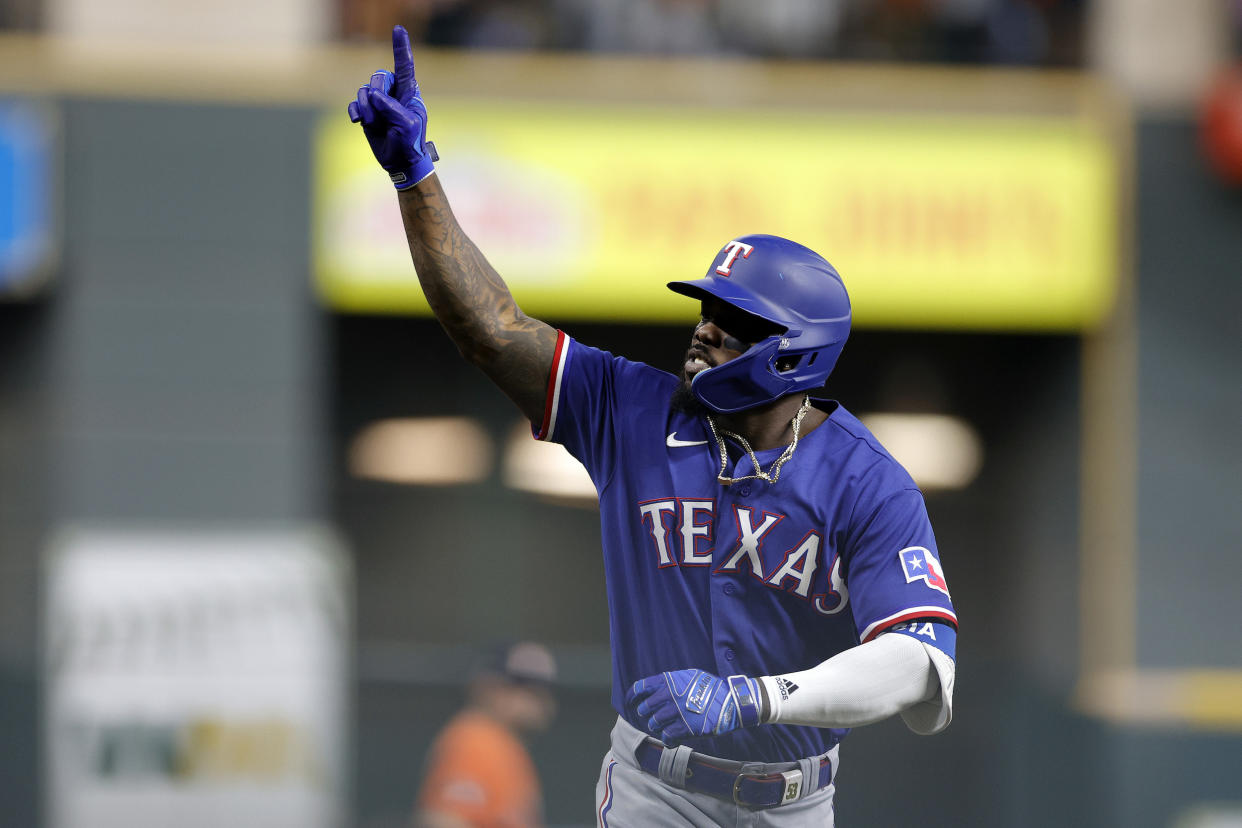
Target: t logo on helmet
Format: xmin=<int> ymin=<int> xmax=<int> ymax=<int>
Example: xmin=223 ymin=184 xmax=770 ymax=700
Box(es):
xmin=715 ymin=241 xmax=754 ymax=276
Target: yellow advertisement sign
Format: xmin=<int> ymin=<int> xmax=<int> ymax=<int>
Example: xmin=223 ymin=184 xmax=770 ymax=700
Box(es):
xmin=315 ymin=100 xmax=1116 ymax=330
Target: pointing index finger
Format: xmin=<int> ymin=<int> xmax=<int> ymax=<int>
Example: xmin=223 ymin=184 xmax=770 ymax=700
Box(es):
xmin=392 ymin=25 xmax=416 ymax=95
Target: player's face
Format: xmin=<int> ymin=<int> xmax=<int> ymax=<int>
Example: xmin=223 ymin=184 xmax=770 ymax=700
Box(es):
xmin=498 ymin=681 xmax=557 ymax=733
xmin=680 ymin=297 xmax=781 ymax=388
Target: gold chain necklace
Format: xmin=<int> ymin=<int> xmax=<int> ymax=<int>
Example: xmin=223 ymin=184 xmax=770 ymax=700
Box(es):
xmin=705 ymin=396 xmax=812 ymax=486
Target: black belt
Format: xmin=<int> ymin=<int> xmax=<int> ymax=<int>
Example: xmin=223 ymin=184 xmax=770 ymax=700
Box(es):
xmin=634 ymin=737 xmax=833 ymax=810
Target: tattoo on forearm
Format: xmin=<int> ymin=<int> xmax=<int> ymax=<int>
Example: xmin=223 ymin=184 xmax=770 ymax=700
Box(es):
xmin=398 ymin=182 xmax=556 ymax=420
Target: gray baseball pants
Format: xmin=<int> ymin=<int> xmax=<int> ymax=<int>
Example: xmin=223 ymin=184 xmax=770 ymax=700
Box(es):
xmin=594 ymin=717 xmax=837 ymax=827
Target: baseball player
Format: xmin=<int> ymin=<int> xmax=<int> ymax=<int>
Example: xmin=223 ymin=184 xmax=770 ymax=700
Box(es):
xmin=415 ymin=642 xmax=557 ymax=828
xmin=349 ymin=27 xmax=957 ymax=826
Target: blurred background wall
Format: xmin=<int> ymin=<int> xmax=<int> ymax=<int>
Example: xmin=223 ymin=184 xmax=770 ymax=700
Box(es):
xmin=2 ymin=0 xmax=1241 ymax=826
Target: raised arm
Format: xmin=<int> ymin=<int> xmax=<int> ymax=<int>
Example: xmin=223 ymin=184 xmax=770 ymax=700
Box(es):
xmin=396 ymin=177 xmax=558 ymax=423
xmin=348 ymin=26 xmax=558 ymax=425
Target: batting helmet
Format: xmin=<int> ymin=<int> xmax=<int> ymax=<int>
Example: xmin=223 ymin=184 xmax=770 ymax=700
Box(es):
xmin=668 ymin=234 xmax=851 ymax=414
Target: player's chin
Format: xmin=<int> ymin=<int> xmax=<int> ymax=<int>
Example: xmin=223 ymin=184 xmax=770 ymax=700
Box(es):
xmin=670 ymin=380 xmax=705 ymax=415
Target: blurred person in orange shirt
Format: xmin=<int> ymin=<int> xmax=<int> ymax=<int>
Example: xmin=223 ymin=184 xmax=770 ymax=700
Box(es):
xmin=413 ymin=642 xmax=557 ymax=828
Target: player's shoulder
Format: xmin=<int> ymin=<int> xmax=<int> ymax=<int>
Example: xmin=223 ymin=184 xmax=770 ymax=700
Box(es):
xmin=564 ymin=335 xmax=680 ymax=412
xmin=566 ymin=336 xmax=676 ymax=388
xmin=817 ymin=401 xmax=920 ymax=491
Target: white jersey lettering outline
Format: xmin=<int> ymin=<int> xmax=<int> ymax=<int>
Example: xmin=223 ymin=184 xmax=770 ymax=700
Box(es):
xmin=717 ymin=507 xmax=783 ymax=575
xmin=812 ymin=553 xmax=849 ymax=615
xmin=767 ymin=531 xmax=821 ymax=599
xmin=679 ymin=500 xmax=715 ymax=565
xmin=638 ymin=500 xmax=677 ymax=567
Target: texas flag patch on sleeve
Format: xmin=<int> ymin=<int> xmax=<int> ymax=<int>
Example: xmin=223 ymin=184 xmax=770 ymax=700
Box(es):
xmin=899 ymin=546 xmax=950 ymax=598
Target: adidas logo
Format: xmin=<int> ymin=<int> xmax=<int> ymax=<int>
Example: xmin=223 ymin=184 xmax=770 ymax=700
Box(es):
xmin=777 ymin=677 xmax=800 ymax=700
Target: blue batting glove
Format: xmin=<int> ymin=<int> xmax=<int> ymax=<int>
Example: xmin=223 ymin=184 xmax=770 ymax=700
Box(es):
xmin=346 ymin=25 xmax=438 ymax=189
xmin=626 ymin=669 xmax=763 ymax=744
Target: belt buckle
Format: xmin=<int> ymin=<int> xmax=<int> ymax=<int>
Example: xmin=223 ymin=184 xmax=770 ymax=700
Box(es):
xmin=732 ymin=768 xmax=804 ymax=808
xmin=779 ymin=768 xmax=804 ymax=803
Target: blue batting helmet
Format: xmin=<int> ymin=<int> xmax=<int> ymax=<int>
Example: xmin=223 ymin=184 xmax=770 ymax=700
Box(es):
xmin=668 ymin=234 xmax=851 ymax=414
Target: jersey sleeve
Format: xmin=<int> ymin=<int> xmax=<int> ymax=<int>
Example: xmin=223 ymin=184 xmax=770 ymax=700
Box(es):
xmin=532 ymin=331 xmax=665 ymax=487
xmin=844 ymin=488 xmax=958 ymax=644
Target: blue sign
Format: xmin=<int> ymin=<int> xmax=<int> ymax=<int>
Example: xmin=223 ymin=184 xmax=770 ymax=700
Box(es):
xmin=0 ymin=101 xmax=56 ymax=296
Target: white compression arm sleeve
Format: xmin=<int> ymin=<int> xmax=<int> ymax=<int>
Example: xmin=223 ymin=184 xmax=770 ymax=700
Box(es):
xmin=758 ymin=633 xmax=955 ymax=734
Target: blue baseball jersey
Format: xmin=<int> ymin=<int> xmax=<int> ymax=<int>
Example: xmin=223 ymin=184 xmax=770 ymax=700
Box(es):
xmin=535 ymin=332 xmax=957 ymax=763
